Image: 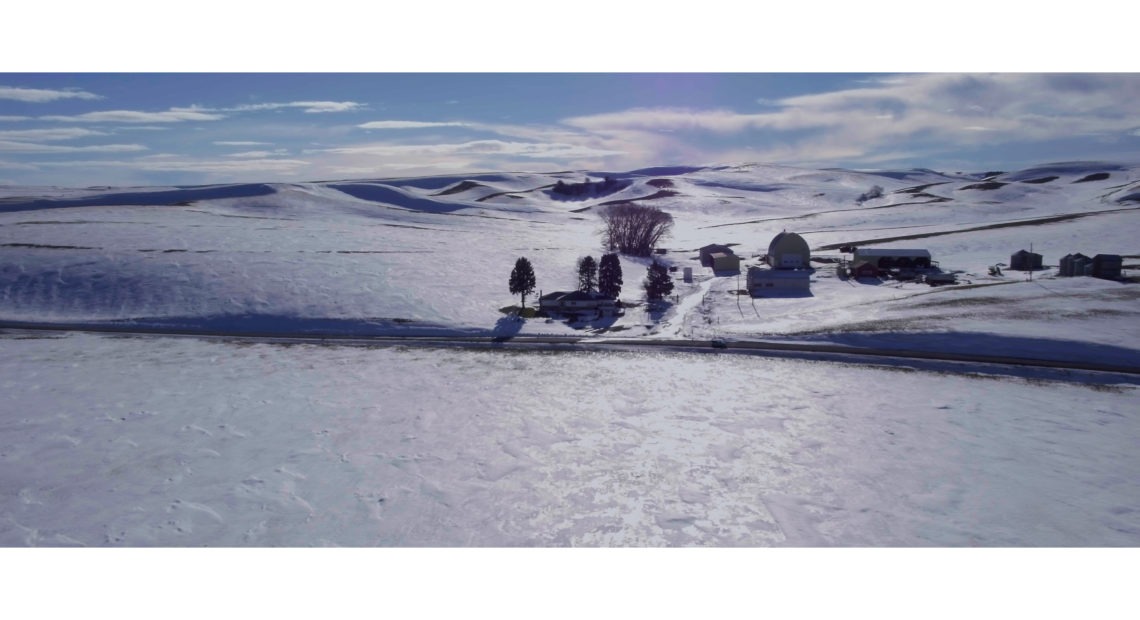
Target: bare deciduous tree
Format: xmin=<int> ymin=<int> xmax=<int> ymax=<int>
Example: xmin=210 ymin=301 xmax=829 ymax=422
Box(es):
xmin=598 ymin=203 xmax=674 ymax=257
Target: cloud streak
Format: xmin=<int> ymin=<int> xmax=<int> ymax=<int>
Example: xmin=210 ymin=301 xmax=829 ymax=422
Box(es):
xmin=358 ymin=120 xmax=470 ymax=129
xmin=41 ymin=107 xmax=226 ymax=123
xmin=0 ymin=86 xmax=102 ymax=102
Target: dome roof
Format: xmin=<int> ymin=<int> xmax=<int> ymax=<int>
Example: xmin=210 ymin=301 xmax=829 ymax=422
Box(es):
xmin=768 ymin=231 xmax=809 ymax=255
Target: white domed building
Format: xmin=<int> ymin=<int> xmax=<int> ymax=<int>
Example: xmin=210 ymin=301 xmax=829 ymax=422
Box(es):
xmin=766 ymin=231 xmax=811 ymax=269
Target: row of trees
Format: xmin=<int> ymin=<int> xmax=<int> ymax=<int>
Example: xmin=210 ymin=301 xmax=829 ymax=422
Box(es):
xmin=576 ymin=253 xmax=623 ymax=297
xmin=598 ymin=203 xmax=674 ymax=257
xmin=508 ymin=254 xmax=674 ymax=309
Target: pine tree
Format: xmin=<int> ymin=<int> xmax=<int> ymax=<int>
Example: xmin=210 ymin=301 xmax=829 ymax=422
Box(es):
xmin=644 ymin=259 xmax=674 ymax=301
xmin=598 ymin=253 xmax=623 ymax=299
xmin=577 ymin=256 xmax=598 ymax=292
xmin=509 ymin=257 xmax=536 ymax=308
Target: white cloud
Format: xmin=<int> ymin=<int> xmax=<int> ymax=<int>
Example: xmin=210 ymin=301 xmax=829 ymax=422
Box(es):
xmin=214 ymin=141 xmax=272 ymax=146
xmin=41 ymin=107 xmax=225 ymax=123
xmin=560 ymin=74 xmax=1140 ymax=167
xmin=0 ymin=116 xmax=32 ymax=122
xmin=0 ymin=140 xmax=147 ymax=153
xmin=357 ymin=120 xmax=470 ymax=129
xmin=313 ymin=139 xmax=623 ymax=160
xmin=0 ymin=128 xmax=107 ymax=141
xmin=230 ymin=101 xmax=365 ymax=114
xmin=0 ymin=86 xmax=102 ymax=102
xmin=38 ymin=156 xmax=307 ymax=174
xmin=225 ymin=150 xmax=289 ymax=159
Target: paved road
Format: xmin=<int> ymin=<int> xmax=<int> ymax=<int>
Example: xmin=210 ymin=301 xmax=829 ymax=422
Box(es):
xmin=3 ymin=320 xmax=1139 ymax=378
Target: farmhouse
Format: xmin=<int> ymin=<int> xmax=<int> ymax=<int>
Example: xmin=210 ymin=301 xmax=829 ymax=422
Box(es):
xmin=1009 ymin=249 xmax=1043 ymax=271
xmin=747 ymin=266 xmax=810 ymax=294
xmin=766 ymin=232 xmax=811 ymax=269
xmin=1059 ymin=253 xmax=1088 ymax=276
xmin=539 ymin=290 xmax=618 ymax=317
xmin=852 ymin=247 xmax=932 ymax=269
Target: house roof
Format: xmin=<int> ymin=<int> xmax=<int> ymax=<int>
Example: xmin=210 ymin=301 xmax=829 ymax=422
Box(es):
xmin=748 ymin=267 xmax=810 ymax=279
xmin=559 ymin=290 xmax=615 ymax=302
xmin=854 ymin=248 xmax=931 ymax=258
xmin=700 ymin=244 xmax=733 ymax=254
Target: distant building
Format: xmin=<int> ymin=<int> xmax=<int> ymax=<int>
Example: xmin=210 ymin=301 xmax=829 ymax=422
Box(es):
xmin=766 ymin=232 xmax=811 ymax=269
xmin=708 ymin=252 xmax=741 ymax=273
xmin=1072 ymin=255 xmax=1092 ymax=276
xmin=539 ymin=290 xmax=618 ymax=317
xmin=747 ymin=266 xmax=810 ymax=294
xmin=852 ymin=248 xmax=932 ymax=269
xmin=1059 ymin=253 xmax=1088 ymax=276
xmin=849 ymin=260 xmax=880 ymax=279
xmin=699 ymin=244 xmax=734 ymax=267
xmin=1092 ymin=254 xmax=1122 ymax=280
xmin=1009 ymin=249 xmax=1043 ymax=271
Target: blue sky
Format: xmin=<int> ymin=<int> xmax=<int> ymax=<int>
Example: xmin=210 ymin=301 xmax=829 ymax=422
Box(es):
xmin=2 ymin=72 xmax=1137 ymax=187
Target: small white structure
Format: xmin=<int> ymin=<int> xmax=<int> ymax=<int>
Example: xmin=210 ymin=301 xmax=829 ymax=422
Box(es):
xmin=747 ymin=266 xmax=810 ymax=294
xmin=766 ymin=232 xmax=811 ymax=269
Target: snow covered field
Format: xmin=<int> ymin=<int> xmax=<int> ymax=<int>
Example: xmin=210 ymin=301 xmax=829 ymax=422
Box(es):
xmin=2 ymin=161 xmax=1139 ymax=548
xmin=2 ymin=332 xmax=1137 ymax=546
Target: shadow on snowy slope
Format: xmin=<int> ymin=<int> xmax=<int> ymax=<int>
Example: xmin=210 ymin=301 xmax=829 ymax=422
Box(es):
xmin=0 ymin=184 xmax=277 ymax=213
xmin=785 ymin=331 xmax=1140 ymax=369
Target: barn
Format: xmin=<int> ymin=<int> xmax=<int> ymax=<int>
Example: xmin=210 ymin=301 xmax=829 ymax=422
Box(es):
xmin=747 ymin=266 xmax=810 ymax=294
xmin=766 ymin=232 xmax=811 ymax=269
xmin=852 ymin=248 xmax=932 ymax=269
xmin=1009 ymin=249 xmax=1043 ymax=271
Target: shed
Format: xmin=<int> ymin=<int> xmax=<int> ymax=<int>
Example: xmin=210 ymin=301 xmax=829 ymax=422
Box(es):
xmin=1059 ymin=253 xmax=1088 ymax=276
xmin=852 ymin=248 xmax=932 ymax=269
xmin=1091 ymin=254 xmax=1122 ymax=280
xmin=1072 ymin=255 xmax=1092 ymax=276
xmin=709 ymin=252 xmax=742 ymax=273
xmin=766 ymin=232 xmax=811 ymax=269
xmin=699 ymin=244 xmax=734 ymax=267
xmin=747 ymin=266 xmax=810 ymax=294
xmin=850 ymin=260 xmax=880 ymax=279
xmin=1009 ymin=249 xmax=1043 ymax=271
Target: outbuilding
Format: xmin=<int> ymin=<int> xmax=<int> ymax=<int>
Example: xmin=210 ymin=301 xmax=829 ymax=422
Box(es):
xmin=849 ymin=260 xmax=880 ymax=279
xmin=699 ymin=244 xmax=735 ymax=268
xmin=1092 ymin=254 xmax=1122 ymax=280
xmin=766 ymin=232 xmax=811 ymax=269
xmin=1009 ymin=249 xmax=1043 ymax=271
xmin=1059 ymin=253 xmax=1088 ymax=276
xmin=747 ymin=266 xmax=810 ymax=294
xmin=852 ymin=248 xmax=932 ymax=269
xmin=708 ymin=252 xmax=742 ymax=273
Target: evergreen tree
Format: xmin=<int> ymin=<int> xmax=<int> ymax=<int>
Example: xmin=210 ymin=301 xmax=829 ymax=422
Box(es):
xmin=509 ymin=256 xmax=536 ymax=308
xmin=598 ymin=253 xmax=623 ymax=298
xmin=644 ymin=259 xmax=674 ymax=301
xmin=577 ymin=256 xmax=598 ymax=292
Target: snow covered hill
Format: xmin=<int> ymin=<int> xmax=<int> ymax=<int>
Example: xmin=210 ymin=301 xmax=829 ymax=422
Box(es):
xmin=2 ymin=161 xmax=1137 ymax=362
xmin=2 ymin=162 xmax=1139 ymax=548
